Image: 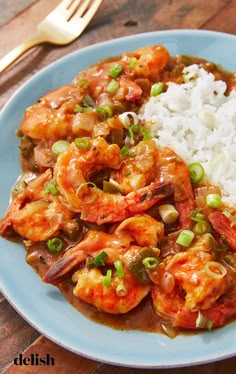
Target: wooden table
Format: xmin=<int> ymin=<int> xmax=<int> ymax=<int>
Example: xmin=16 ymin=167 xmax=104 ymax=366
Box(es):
xmin=0 ymin=0 xmax=236 ymax=373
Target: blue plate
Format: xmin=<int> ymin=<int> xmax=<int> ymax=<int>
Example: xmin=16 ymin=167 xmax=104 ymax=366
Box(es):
xmin=0 ymin=30 xmax=236 ymax=368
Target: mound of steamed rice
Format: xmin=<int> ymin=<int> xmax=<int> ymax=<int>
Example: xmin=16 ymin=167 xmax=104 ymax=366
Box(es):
xmin=139 ymin=64 xmax=236 ymax=206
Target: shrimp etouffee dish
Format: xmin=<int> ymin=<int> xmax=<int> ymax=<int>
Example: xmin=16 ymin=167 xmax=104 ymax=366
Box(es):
xmin=1 ymin=45 xmax=236 ymax=337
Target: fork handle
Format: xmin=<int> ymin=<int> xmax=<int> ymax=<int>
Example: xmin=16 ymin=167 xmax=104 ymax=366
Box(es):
xmin=0 ymin=35 xmax=46 ymax=74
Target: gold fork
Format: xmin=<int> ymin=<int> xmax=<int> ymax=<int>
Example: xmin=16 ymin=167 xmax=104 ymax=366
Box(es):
xmin=0 ymin=0 xmax=103 ymax=73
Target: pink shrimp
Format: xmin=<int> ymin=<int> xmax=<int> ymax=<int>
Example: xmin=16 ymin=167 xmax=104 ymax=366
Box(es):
xmin=44 ymin=214 xmax=164 ymax=314
xmin=72 ymin=245 xmax=152 ymax=314
xmin=151 ymin=234 xmax=236 ymax=329
xmin=20 ymin=84 xmax=84 ymax=140
xmin=110 ymin=140 xmax=158 ymax=194
xmin=0 ymin=169 xmax=74 ymax=241
xmin=209 ymin=210 xmax=236 ymax=251
xmin=43 ymin=214 xmax=164 ymax=284
xmin=157 ymin=147 xmax=195 ymax=228
xmin=54 ymin=137 xmax=174 ymax=224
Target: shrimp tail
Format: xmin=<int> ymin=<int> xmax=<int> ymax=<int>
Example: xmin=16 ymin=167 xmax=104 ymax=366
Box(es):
xmin=43 ymin=253 xmax=82 ymax=284
xmin=125 ymin=180 xmax=174 ymax=215
xmin=208 ymin=211 xmax=236 ymax=251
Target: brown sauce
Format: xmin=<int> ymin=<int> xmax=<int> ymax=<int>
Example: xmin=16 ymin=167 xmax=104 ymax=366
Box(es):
xmin=25 ymin=237 xmax=165 ymax=334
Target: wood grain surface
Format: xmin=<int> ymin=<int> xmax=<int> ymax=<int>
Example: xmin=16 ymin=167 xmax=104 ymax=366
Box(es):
xmin=0 ymin=0 xmax=236 ymax=373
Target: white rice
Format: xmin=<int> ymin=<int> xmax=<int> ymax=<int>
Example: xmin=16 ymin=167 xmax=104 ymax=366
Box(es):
xmin=139 ymin=64 xmax=236 ymax=206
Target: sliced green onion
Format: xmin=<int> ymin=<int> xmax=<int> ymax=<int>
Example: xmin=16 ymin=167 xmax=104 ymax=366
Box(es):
xmin=204 ymin=261 xmax=227 ymax=279
xmin=44 ymin=181 xmax=59 ymax=196
xmin=109 ymin=63 xmax=123 ymax=78
xmin=127 ymin=127 xmax=135 ymax=144
xmin=222 ymin=209 xmax=236 ymax=227
xmin=209 ymin=236 xmax=229 ymax=252
xmin=106 ymin=79 xmax=119 ymax=94
xmin=74 ymin=104 xmax=93 ymax=113
xmin=193 ymin=220 xmax=212 ymax=235
xmin=75 ymin=137 xmax=90 ymax=150
xmin=76 ymin=182 xmax=98 ymax=204
xmin=74 ymin=104 xmax=84 ymax=113
xmin=88 ymin=251 xmax=108 ymax=268
xmin=103 ymin=269 xmax=112 ymax=286
xmin=158 ymin=204 xmax=179 ymax=224
xmin=114 ymin=260 xmax=124 ymax=278
xmin=96 ymin=105 xmax=113 ymax=119
xmin=47 ymin=237 xmax=63 ymax=252
xmin=120 ymin=145 xmax=129 ymax=156
xmin=206 ymin=194 xmax=222 ymax=208
xmin=124 ymin=171 xmax=131 ymax=177
xmin=188 ymin=162 xmax=205 ymax=185
xmin=196 ymin=311 xmax=213 ymax=330
xmin=116 ymin=283 xmax=127 ymax=296
xmin=78 ymin=78 xmax=89 ymax=90
xmin=81 ymin=94 xmax=95 ymax=108
xmin=190 ymin=209 xmax=205 ymax=223
xmin=142 ymin=257 xmax=160 ymax=269
xmin=128 ymin=247 xmax=157 ymax=285
xmin=150 ymin=82 xmax=164 ymax=96
xmin=141 ymin=127 xmax=151 ymax=140
xmin=52 ymin=140 xmax=70 ymax=156
xmin=128 ymin=57 xmax=137 ymax=68
xmin=176 ymin=229 xmax=195 ymax=247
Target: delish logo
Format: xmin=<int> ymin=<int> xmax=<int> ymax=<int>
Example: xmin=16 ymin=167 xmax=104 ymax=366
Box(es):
xmin=14 ymin=353 xmax=55 ymax=366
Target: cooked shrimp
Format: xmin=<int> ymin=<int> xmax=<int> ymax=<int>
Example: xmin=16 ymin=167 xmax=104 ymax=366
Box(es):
xmin=158 ymin=147 xmax=194 ymax=228
xmin=21 ymin=45 xmax=170 ymax=142
xmin=74 ymin=45 xmax=170 ymax=97
xmin=55 ymin=137 xmax=173 ymax=223
xmin=44 ymin=214 xmax=164 ymax=284
xmin=121 ymin=45 xmax=170 ymax=81
xmin=0 ymin=169 xmax=52 ymax=237
xmin=55 ymin=136 xmax=121 ymax=210
xmin=110 ymin=140 xmax=158 ymax=194
xmin=11 ymin=198 xmax=74 ymax=242
xmin=78 ymin=180 xmax=173 ymax=224
xmin=72 ymin=245 xmax=151 ymax=314
xmin=0 ymin=169 xmax=74 ymax=241
xmin=151 ymin=234 xmax=231 ymax=329
xmin=209 ymin=210 xmax=236 ymax=251
xmin=20 ymin=84 xmax=84 ymax=140
xmin=114 ymin=214 xmax=164 ymax=247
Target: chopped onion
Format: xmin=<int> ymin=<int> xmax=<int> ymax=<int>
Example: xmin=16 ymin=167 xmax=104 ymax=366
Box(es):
xmin=52 ymin=140 xmax=70 ymax=156
xmin=116 ymin=283 xmax=127 ymax=296
xmin=118 ymin=111 xmax=139 ymax=128
xmin=158 ymin=204 xmax=179 ymax=224
xmin=161 ymin=272 xmax=175 ymax=293
xmin=204 ymin=261 xmax=227 ymax=279
xmin=196 ymin=311 xmax=213 ymax=330
xmin=161 ymin=322 xmax=178 ymax=338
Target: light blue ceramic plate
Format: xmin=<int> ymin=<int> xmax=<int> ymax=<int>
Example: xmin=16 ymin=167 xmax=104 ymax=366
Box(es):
xmin=0 ymin=30 xmax=236 ymax=368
